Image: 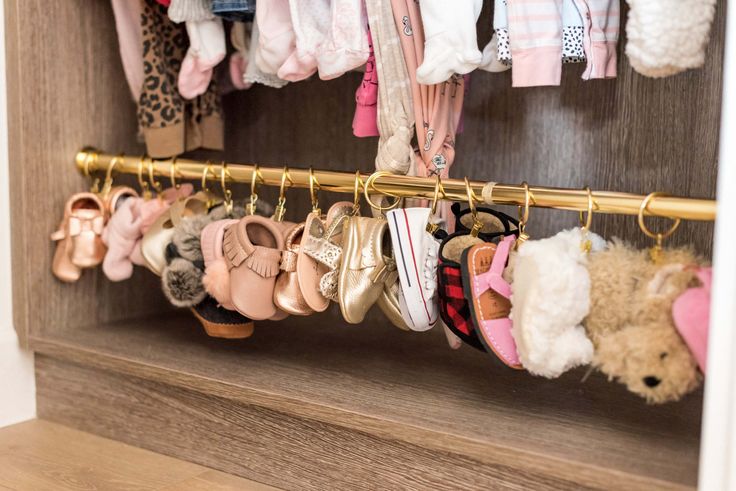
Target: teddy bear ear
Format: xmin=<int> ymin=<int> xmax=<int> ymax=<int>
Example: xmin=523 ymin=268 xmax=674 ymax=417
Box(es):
xmin=647 ymin=264 xmax=686 ymax=298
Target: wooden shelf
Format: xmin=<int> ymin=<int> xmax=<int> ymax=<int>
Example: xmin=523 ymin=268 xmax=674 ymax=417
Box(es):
xmin=30 ymin=311 xmax=701 ymax=489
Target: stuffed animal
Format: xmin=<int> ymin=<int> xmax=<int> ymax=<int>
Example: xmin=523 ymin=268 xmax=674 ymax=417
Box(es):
xmin=585 ymin=240 xmax=703 ymax=403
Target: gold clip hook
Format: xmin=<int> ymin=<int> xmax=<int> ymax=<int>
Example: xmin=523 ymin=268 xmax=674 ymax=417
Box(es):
xmin=579 ymin=186 xmax=597 ymax=253
xmin=352 ymin=171 xmax=363 ymax=216
xmin=516 ymin=182 xmax=534 ymax=248
xmin=147 ymin=159 xmax=164 ymax=198
xmin=364 ymin=171 xmax=401 ymax=213
xmin=465 ymin=177 xmax=483 ymax=238
xmin=83 ymin=151 xmax=101 ymax=194
xmin=169 ymin=158 xmax=181 ymax=190
xmin=309 ymin=167 xmax=321 ymax=215
xmin=220 ymin=163 xmax=234 ymax=216
xmin=425 ymin=175 xmax=445 ymax=234
xmin=638 ymin=192 xmax=681 ymax=263
xmin=246 ymin=165 xmax=262 ymax=216
xmin=137 ymin=156 xmax=152 ymax=200
xmin=201 ymin=162 xmax=218 ymax=208
xmin=273 ymin=167 xmax=292 ymax=222
xmin=101 ymin=154 xmax=124 ymax=198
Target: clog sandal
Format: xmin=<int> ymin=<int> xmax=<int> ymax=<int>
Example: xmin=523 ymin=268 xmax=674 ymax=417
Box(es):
xmin=301 ymin=201 xmax=353 ymax=309
xmin=274 ymin=223 xmax=316 ymax=316
xmin=51 ymin=192 xmax=107 ymax=282
xmin=224 ymin=215 xmax=285 ymax=320
xmin=461 ymin=235 xmax=523 ymax=369
xmin=191 ymin=296 xmax=255 ymax=339
xmin=451 ymin=202 xmax=518 ymax=242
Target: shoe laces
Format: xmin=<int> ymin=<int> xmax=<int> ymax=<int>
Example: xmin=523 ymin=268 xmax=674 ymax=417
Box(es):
xmin=424 ymin=248 xmax=438 ymax=294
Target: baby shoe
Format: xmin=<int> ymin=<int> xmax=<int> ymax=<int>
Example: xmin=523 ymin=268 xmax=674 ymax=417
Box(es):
xmin=451 ymin=202 xmax=518 ymax=243
xmin=386 ymin=207 xmax=440 ymax=332
xmin=437 ymin=230 xmax=486 ymax=350
xmin=101 ymin=186 xmax=139 ymax=220
xmin=51 ymin=192 xmax=107 ymax=282
xmin=141 ymin=186 xmax=204 ymax=276
xmin=461 ymin=235 xmax=523 ymax=369
xmin=224 ymin=215 xmax=286 ymax=320
xmin=301 ymin=201 xmax=354 ymax=311
xmin=201 ymin=218 xmax=240 ymax=310
xmin=338 ymin=216 xmax=395 ymax=324
xmin=101 ymin=198 xmax=144 ymax=282
xmin=191 ymin=296 xmax=255 ymax=339
xmin=375 ymin=271 xmax=411 ymax=331
xmin=274 ymin=223 xmax=316 ymax=316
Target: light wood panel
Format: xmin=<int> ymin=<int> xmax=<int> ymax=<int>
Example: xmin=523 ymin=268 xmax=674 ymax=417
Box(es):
xmin=0 ymin=419 xmax=279 ymax=491
xmin=32 ymin=313 xmax=701 ymax=489
xmin=4 ymin=0 xmax=166 ymax=344
xmin=37 ymin=355 xmax=692 ymax=490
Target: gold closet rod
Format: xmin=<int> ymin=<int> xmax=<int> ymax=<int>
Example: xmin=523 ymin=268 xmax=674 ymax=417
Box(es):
xmin=75 ymin=150 xmax=717 ymax=222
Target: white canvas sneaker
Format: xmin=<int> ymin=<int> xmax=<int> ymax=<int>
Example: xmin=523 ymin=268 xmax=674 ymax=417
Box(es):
xmin=387 ymin=208 xmax=440 ymax=331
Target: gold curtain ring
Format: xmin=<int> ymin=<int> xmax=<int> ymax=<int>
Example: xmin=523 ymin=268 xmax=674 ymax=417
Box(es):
xmin=465 ymin=177 xmax=483 ymax=237
xmin=201 ymin=161 xmax=216 ymax=193
xmin=273 ymin=167 xmax=292 ymax=222
xmin=147 ymin=159 xmax=163 ymax=195
xmin=246 ymin=165 xmax=262 ymax=215
xmin=430 ymin=175 xmax=445 ymax=216
xmin=352 ymin=170 xmax=363 ymax=215
xmin=101 ymin=154 xmax=124 ymax=197
xmin=308 ymin=167 xmax=321 ymax=214
xmin=638 ymin=192 xmax=681 ymax=250
xmin=169 ymin=158 xmax=181 ymax=190
xmin=579 ymin=186 xmax=597 ymax=231
xmin=517 ymin=182 xmax=535 ymax=232
xmin=364 ymin=171 xmax=401 ymax=212
xmin=220 ymin=163 xmax=234 ymax=214
xmin=84 ymin=151 xmax=101 ymax=193
xmin=137 ymin=156 xmax=152 ymax=200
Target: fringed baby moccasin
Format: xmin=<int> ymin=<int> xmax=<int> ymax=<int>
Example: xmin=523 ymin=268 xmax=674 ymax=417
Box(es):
xmin=224 ymin=215 xmax=285 ymax=320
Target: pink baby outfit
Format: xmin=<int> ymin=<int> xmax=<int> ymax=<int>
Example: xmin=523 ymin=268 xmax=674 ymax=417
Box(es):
xmin=353 ymin=30 xmax=379 ymax=138
xmin=573 ymin=0 xmax=619 ymax=79
xmin=673 ymin=267 xmax=712 ymax=374
xmin=317 ymin=0 xmax=371 ymax=80
xmin=390 ymin=0 xmax=465 ymax=228
xmin=278 ymin=0 xmax=330 ymax=82
xmin=254 ymin=0 xmax=296 ymax=75
xmin=507 ymin=0 xmax=564 ymax=87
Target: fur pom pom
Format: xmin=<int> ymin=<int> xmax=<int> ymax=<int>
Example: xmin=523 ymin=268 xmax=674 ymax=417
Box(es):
xmin=202 ymin=259 xmax=232 ymax=307
xmin=162 ymin=258 xmax=207 ymax=307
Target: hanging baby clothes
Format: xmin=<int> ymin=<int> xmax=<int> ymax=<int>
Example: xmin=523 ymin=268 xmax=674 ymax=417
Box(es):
xmin=168 ymin=0 xmax=213 ymax=23
xmin=365 ymin=0 xmax=414 ymax=175
xmin=317 ymin=0 xmax=371 ymax=80
xmin=178 ymin=19 xmax=227 ymax=99
xmin=390 ymin=0 xmax=465 ymax=228
xmin=573 ymin=0 xmax=618 ymax=79
xmin=230 ymin=22 xmax=254 ymax=90
xmin=415 ymin=0 xmax=483 ymax=84
xmin=111 ymin=0 xmax=144 ymax=101
xmin=138 ymin=0 xmax=223 ymax=158
xmin=245 ymin=19 xmax=289 ymax=88
xmin=562 ymin=0 xmax=585 ymax=63
xmin=507 ymin=0 xmax=564 ymax=87
xmin=277 ymin=0 xmax=330 ymax=82
xmin=352 ymin=29 xmax=379 ymax=138
xmin=212 ymin=0 xmax=257 ymax=21
xmin=254 ymin=0 xmax=297 ymax=75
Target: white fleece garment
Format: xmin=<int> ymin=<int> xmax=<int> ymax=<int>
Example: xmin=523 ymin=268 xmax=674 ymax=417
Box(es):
xmin=415 ymin=0 xmax=483 ymax=84
xmin=625 ymin=0 xmax=717 ymax=78
xmin=510 ymin=228 xmax=605 ymax=378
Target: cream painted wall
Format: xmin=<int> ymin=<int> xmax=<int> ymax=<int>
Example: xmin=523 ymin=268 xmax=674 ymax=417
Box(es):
xmin=0 ymin=0 xmax=36 ymax=427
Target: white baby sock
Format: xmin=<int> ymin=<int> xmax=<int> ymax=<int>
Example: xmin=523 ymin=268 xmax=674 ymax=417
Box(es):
xmin=415 ymin=0 xmax=483 ymax=85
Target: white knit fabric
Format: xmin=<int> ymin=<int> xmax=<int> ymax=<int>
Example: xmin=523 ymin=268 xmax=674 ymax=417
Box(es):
xmin=168 ymin=0 xmax=214 ymax=23
xmin=317 ymin=0 xmax=371 ymax=80
xmin=278 ymin=0 xmax=330 ymax=81
xmin=625 ymin=0 xmax=717 ymax=77
xmin=245 ymin=20 xmax=289 ymax=88
xmin=415 ymin=0 xmax=483 ymax=84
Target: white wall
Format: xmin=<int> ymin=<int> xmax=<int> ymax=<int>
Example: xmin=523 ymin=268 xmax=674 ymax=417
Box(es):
xmin=0 ymin=0 xmax=36 ymax=427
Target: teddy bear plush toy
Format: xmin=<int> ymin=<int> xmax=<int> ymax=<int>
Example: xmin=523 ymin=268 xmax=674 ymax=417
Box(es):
xmin=584 ymin=240 xmax=703 ymax=404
